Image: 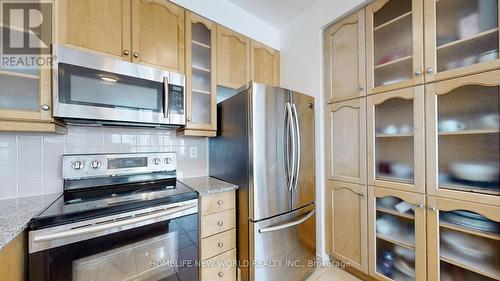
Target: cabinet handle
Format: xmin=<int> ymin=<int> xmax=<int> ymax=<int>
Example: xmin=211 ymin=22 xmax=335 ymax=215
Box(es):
xmin=217 ymin=200 xmax=224 ymax=206
xmin=429 ymin=207 xmax=437 ymax=211
xmin=416 ymin=203 xmax=424 ymax=209
xmin=359 ymin=85 xmax=364 ymax=91
xmin=123 ymin=49 xmax=130 ymax=56
xmin=426 ymin=67 xmax=434 ymax=74
xmin=359 ymin=193 xmax=365 ymax=198
xmin=41 ymin=104 xmax=50 ymax=111
xmin=415 ymin=70 xmax=422 ymax=76
xmin=217 ymin=221 xmax=224 ymax=226
xmin=133 ymin=52 xmax=140 ymax=58
xmin=187 ymin=117 xmax=192 ymax=122
xmin=218 ymin=272 xmax=224 ymax=278
xmin=218 ymin=242 xmax=224 ymax=248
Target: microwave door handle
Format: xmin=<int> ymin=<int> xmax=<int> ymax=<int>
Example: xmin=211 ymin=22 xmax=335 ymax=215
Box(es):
xmin=164 ymin=76 xmax=169 ymax=118
xmin=33 ymin=203 xmax=197 ymax=243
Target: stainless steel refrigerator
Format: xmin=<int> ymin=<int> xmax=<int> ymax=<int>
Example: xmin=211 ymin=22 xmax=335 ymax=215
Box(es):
xmin=210 ymin=82 xmax=316 ymax=281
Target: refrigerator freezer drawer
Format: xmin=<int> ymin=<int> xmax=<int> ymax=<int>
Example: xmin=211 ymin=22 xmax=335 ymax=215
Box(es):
xmin=249 ymin=203 xmax=316 ymax=281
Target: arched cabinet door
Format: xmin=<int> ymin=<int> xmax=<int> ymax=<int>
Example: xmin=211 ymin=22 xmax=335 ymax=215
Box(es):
xmin=424 ymin=0 xmax=500 ymax=82
xmin=368 ymin=186 xmax=427 ymax=281
xmin=250 ymin=40 xmax=280 ymax=87
xmin=324 ymin=10 xmax=366 ymax=103
xmin=367 ymin=86 xmax=425 ymax=193
xmin=426 ymin=69 xmax=500 ymax=206
xmin=366 ymin=0 xmax=424 ymax=94
xmin=427 ymin=196 xmax=500 ymax=281
xmin=217 ymin=26 xmax=250 ymax=89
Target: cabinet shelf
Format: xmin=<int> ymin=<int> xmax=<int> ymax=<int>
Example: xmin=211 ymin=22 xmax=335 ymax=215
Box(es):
xmin=192 ymin=65 xmax=211 ymax=73
xmin=376 ymin=175 xmax=414 ymax=185
xmin=0 ymin=69 xmax=38 ymax=80
xmin=374 ymin=55 xmax=412 ymax=69
xmin=376 ymin=133 xmax=413 ymax=138
xmin=439 ymin=183 xmax=500 ymax=196
xmin=440 ymin=245 xmax=500 ymax=280
xmin=440 ymin=222 xmax=500 ymax=241
xmin=438 ymin=129 xmax=500 ymax=136
xmin=192 ymin=88 xmax=211 ymax=95
xmin=192 ymin=40 xmax=211 ymax=49
xmin=437 ymin=28 xmax=499 ymax=51
xmin=377 ymin=207 xmax=415 ymax=220
xmin=374 ymin=11 xmax=412 ymax=31
xmin=376 ymin=234 xmax=415 ymax=250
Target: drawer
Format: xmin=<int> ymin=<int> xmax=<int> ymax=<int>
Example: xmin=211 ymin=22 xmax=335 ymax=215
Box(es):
xmin=200 ymin=229 xmax=236 ymax=260
xmin=200 ymin=209 xmax=235 ymax=238
xmin=200 ymin=191 xmax=235 ymax=216
xmin=200 ymin=249 xmax=236 ymax=281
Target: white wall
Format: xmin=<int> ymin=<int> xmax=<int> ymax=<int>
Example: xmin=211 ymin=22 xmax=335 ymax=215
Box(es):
xmin=279 ymin=0 xmax=370 ymax=260
xmin=171 ymin=0 xmax=280 ymax=49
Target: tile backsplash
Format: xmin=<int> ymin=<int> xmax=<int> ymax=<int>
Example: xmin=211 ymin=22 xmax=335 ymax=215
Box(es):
xmin=0 ymin=126 xmax=208 ymax=199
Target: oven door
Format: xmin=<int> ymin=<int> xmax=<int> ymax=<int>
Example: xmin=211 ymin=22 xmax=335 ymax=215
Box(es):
xmin=29 ymin=201 xmax=199 ymax=281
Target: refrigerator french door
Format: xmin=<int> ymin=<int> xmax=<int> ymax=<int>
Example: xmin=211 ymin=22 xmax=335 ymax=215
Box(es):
xmin=210 ymin=82 xmax=316 ymax=281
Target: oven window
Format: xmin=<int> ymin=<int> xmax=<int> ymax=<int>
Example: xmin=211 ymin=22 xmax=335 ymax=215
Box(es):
xmin=30 ymin=213 xmax=199 ymax=281
xmin=58 ymin=63 xmax=164 ymax=112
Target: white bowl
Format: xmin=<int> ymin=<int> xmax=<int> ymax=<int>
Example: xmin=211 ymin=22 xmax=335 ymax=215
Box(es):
xmin=449 ymin=162 xmax=499 ymax=183
xmin=391 ymin=163 xmax=412 ymax=179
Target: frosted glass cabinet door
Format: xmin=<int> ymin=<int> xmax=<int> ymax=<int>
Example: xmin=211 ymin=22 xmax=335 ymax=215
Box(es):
xmin=368 ymin=186 xmax=427 ymax=281
xmin=367 ymin=86 xmax=425 ymax=193
xmin=424 ymin=0 xmax=500 ymax=82
xmin=426 ymin=69 xmax=500 ymax=206
xmin=324 ymin=10 xmax=366 ymax=103
xmin=427 ymin=197 xmax=500 ymax=281
xmin=326 ymin=98 xmax=367 ymax=185
xmin=366 ymin=0 xmax=424 ymax=94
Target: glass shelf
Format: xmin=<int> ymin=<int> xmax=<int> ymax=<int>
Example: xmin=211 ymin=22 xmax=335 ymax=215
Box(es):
xmin=440 ymin=260 xmax=497 ymax=281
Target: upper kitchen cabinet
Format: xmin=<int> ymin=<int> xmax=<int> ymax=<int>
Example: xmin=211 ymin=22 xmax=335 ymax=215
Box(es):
xmin=426 ymin=69 xmax=500 ymax=206
xmin=217 ymin=26 xmax=250 ymax=89
xmin=250 ymin=40 xmax=280 ymax=87
xmin=56 ymin=0 xmax=131 ymax=60
xmin=131 ymin=0 xmax=185 ymax=73
xmin=367 ymin=86 xmax=425 ymax=193
xmin=366 ymin=0 xmax=424 ymax=94
xmin=424 ymin=0 xmax=500 ymax=82
xmin=427 ymin=197 xmax=500 ymax=281
xmin=179 ymin=12 xmax=217 ymax=137
xmin=324 ymin=10 xmax=366 ymax=103
xmin=325 ymin=98 xmax=367 ymax=185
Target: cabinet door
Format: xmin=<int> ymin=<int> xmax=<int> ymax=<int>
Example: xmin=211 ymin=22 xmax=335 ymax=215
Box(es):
xmin=426 ymin=69 xmax=500 ymax=206
xmin=326 ymin=98 xmax=367 ymax=185
xmin=57 ymin=0 xmax=131 ymax=60
xmin=368 ymin=186 xmax=426 ymax=281
xmin=326 ymin=181 xmax=368 ymax=273
xmin=183 ymin=12 xmax=216 ymax=134
xmin=217 ymin=26 xmax=250 ymax=89
xmin=250 ymin=40 xmax=280 ymax=87
xmin=324 ymin=10 xmax=366 ymax=103
xmin=424 ymin=0 xmax=500 ymax=82
xmin=427 ymin=197 xmax=500 ymax=281
xmin=366 ymin=0 xmax=424 ymax=94
xmin=367 ymin=86 xmax=425 ymax=193
xmin=131 ymin=0 xmax=185 ymax=73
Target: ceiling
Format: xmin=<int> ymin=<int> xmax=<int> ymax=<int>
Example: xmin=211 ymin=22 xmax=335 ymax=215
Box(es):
xmin=228 ymin=0 xmax=317 ymax=29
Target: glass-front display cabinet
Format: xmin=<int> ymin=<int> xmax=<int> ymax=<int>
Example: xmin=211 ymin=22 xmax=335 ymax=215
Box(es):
xmin=424 ymin=0 xmax=500 ymax=82
xmin=367 ymin=86 xmax=425 ymax=193
xmin=368 ymin=187 xmax=426 ymax=281
xmin=179 ymin=12 xmax=217 ymax=137
xmin=426 ymin=69 xmax=500 ymax=206
xmin=427 ymin=197 xmax=500 ymax=281
xmin=366 ymin=0 xmax=424 ymax=94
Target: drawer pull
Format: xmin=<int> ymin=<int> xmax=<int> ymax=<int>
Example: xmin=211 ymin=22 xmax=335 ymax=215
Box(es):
xmin=217 ymin=221 xmax=224 ymax=226
xmin=218 ymin=272 xmax=224 ymax=278
xmin=218 ymin=242 xmax=224 ymax=248
xmin=217 ymin=200 xmax=224 ymax=206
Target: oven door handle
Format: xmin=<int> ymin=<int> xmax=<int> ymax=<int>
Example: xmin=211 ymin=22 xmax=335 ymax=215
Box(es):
xmin=33 ymin=202 xmax=197 ymax=243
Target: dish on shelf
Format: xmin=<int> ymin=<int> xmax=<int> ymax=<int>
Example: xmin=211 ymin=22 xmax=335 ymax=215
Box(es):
xmin=378 ymin=197 xmax=400 ymax=209
xmin=395 ymin=245 xmax=415 ymax=262
xmin=441 ymin=230 xmax=496 ymax=259
xmin=480 ymin=114 xmax=499 ymax=129
xmin=438 ymin=120 xmax=466 ymax=133
xmin=392 ymin=164 xmax=413 ymax=179
xmin=441 ymin=210 xmax=500 ymax=234
xmin=394 ymin=257 xmax=415 ymax=278
xmin=394 ymin=201 xmax=414 ymax=214
xmin=478 ymin=50 xmax=499 ymax=63
xmin=449 ymin=162 xmax=499 ymax=183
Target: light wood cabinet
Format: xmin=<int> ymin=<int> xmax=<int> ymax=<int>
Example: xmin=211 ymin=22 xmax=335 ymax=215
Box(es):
xmin=131 ymin=0 xmax=185 ymax=73
xmin=423 ymin=0 xmax=500 ymax=83
xmin=427 ymin=196 xmax=500 ymax=281
xmin=325 ymin=98 xmax=367 ymax=185
xmin=179 ymin=12 xmax=217 ymax=137
xmin=250 ymin=40 xmax=280 ymax=87
xmin=426 ymin=69 xmax=500 ymax=206
xmin=326 ymin=181 xmax=368 ymax=273
xmin=0 ymin=232 xmax=26 ymax=280
xmin=368 ymin=186 xmax=427 ymax=281
xmin=324 ymin=10 xmax=366 ymax=103
xmin=367 ymin=86 xmax=425 ymax=193
xmin=217 ymin=26 xmax=250 ymax=89
xmin=366 ymin=0 xmax=424 ymax=94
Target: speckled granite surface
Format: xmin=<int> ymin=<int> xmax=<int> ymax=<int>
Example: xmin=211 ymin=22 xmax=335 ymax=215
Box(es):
xmin=0 ymin=193 xmax=61 ymax=251
xmin=178 ymin=176 xmax=238 ymax=196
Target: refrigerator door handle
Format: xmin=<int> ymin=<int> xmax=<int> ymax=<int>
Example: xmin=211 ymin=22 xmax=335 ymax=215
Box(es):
xmin=291 ymin=103 xmax=301 ymax=190
xmin=258 ymin=209 xmax=315 ymax=233
xmin=286 ymin=102 xmax=296 ymax=192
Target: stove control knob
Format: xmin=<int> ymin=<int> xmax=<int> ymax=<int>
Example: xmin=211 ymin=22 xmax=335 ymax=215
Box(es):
xmin=71 ymin=160 xmax=84 ymax=170
xmin=153 ymin=157 xmax=161 ymax=165
xmin=90 ymin=160 xmax=101 ymax=169
xmin=165 ymin=157 xmax=172 ymax=164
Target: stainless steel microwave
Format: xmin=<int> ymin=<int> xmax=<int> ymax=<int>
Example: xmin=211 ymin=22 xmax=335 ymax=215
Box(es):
xmin=52 ymin=45 xmax=185 ymax=127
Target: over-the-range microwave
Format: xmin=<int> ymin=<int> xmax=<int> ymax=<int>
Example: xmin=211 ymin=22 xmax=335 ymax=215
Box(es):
xmin=52 ymin=45 xmax=185 ymax=127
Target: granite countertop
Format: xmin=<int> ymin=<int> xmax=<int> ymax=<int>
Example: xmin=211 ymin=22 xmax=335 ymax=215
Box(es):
xmin=178 ymin=176 xmax=238 ymax=196
xmin=0 ymin=193 xmax=61 ymax=251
